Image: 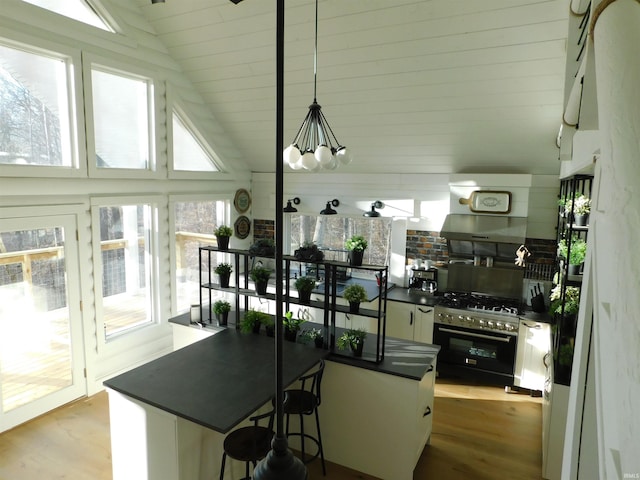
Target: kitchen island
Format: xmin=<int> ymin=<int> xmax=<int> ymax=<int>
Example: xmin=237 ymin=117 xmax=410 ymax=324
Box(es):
xmin=105 ymin=324 xmax=438 ymax=480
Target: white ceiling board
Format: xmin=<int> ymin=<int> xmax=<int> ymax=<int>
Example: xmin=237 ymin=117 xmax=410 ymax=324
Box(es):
xmin=135 ymin=0 xmax=570 ymax=175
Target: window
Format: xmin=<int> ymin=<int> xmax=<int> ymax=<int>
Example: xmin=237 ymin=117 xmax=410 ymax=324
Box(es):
xmin=91 ymin=68 xmax=152 ymax=170
xmin=95 ymin=203 xmax=155 ymax=338
xmin=21 ymin=0 xmax=113 ymax=32
xmin=172 ymin=110 xmax=219 ymax=172
xmin=289 ymin=215 xmax=392 ymax=270
xmin=173 ymin=199 xmax=228 ymax=313
xmin=0 ymin=43 xmax=74 ymax=168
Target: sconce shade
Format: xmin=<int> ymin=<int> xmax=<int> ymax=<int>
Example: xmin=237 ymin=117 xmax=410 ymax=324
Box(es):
xmin=283 ymin=197 xmax=300 ymax=213
xmin=363 ymin=200 xmax=384 ymax=217
xmin=320 ymin=199 xmax=339 ymax=215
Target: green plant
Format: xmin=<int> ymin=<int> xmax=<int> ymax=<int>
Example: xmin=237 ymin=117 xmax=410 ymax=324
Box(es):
xmin=214 ymin=225 xmax=233 ymax=237
xmin=294 ymin=276 xmax=316 ymax=293
xmin=345 ymin=235 xmax=368 ymax=252
xmin=558 ymin=343 xmax=574 ymax=366
xmin=249 ymin=238 xmax=275 ymax=256
xmin=343 ymin=283 xmax=367 ymax=303
xmin=549 ymin=284 xmax=580 ymax=316
xmin=214 ymin=262 xmax=233 ymax=275
xmin=212 ymin=300 xmax=231 ymax=314
xmin=293 ymin=241 xmax=324 ymax=261
xmin=283 ymin=310 xmax=305 ymax=331
xmin=558 ymin=236 xmax=587 ymax=265
xmin=337 ymin=328 xmax=367 ymax=350
xmin=260 ymin=315 xmax=274 ymax=328
xmin=250 ymin=266 xmax=272 ymax=283
xmin=564 ymin=194 xmax=591 ymax=216
xmin=240 ymin=309 xmax=269 ymax=333
xmin=300 ymin=327 xmax=322 ymax=341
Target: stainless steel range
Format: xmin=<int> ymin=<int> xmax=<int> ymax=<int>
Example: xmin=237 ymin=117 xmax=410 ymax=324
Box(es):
xmin=434 ymin=292 xmax=523 ymax=384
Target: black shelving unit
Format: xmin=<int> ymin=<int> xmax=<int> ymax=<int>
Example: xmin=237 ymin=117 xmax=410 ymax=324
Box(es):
xmin=199 ymin=246 xmax=388 ymax=364
xmin=553 ymin=174 xmax=593 ymax=385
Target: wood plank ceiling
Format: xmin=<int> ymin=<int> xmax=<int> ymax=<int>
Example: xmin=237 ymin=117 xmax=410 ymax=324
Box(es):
xmin=136 ymin=0 xmax=570 ymax=175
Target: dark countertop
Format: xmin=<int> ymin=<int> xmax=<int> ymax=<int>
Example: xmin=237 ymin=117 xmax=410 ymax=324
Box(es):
xmin=385 ymin=286 xmax=440 ymax=306
xmin=104 ymin=329 xmax=327 ymax=434
xmin=313 ymin=277 xmax=391 ymax=302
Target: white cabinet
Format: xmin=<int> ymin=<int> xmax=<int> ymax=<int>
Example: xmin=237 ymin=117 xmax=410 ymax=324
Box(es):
xmin=171 ymin=323 xmax=220 ymax=351
xmin=387 ymin=301 xmax=435 ymax=343
xmin=514 ymin=320 xmax=551 ymax=391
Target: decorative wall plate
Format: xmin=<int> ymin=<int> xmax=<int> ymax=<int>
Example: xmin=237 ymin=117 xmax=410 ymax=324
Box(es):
xmin=459 ymin=190 xmax=511 ymax=214
xmin=234 ymin=189 xmax=251 ymax=213
xmin=234 ymin=215 xmax=251 ymax=239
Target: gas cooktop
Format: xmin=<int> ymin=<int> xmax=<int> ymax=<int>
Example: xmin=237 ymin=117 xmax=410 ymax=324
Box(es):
xmin=438 ymin=291 xmax=523 ymax=316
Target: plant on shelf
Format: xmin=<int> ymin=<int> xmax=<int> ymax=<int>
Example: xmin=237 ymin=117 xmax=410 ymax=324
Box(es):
xmin=214 ymin=262 xmax=233 ymax=288
xmin=300 ymin=327 xmax=324 ymax=348
xmin=345 ymin=235 xmax=368 ymax=266
xmin=249 ymin=238 xmax=275 ymax=257
xmin=283 ymin=310 xmax=305 ymax=342
xmin=250 ymin=266 xmax=272 ymax=295
xmin=240 ymin=309 xmax=269 ymax=334
xmin=294 ymin=240 xmax=324 ymax=262
xmin=214 ymin=225 xmax=233 ymax=250
xmin=337 ymin=327 xmax=367 ymax=357
xmin=261 ymin=314 xmax=275 ymax=337
xmin=294 ymin=276 xmax=316 ymax=304
xmin=212 ymin=300 xmax=231 ymax=326
xmin=549 ymin=284 xmax=580 ymax=317
xmin=343 ymin=283 xmax=368 ymax=313
xmin=564 ymin=194 xmax=591 ymax=216
xmin=558 ymin=236 xmax=587 ymax=273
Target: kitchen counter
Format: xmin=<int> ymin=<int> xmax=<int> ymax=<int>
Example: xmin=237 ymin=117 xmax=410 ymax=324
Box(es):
xmin=386 ymin=286 xmax=441 ymax=306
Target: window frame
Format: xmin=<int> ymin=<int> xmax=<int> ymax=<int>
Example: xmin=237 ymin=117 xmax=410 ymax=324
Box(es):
xmin=166 ymin=86 xmax=232 ymax=180
xmin=168 ymin=193 xmax=232 ymax=315
xmin=83 ymin=53 xmax=161 ymax=180
xmin=90 ymin=195 xmax=162 ymax=349
xmin=0 ymin=34 xmax=86 ymax=178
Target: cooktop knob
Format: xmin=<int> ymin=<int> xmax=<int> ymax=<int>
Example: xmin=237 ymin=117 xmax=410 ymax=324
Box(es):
xmin=496 ymin=322 xmax=504 ymax=330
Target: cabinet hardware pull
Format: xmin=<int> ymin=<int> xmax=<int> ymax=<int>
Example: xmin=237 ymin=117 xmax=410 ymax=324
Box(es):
xmin=426 ymin=365 xmax=434 ymax=373
xmin=418 ymin=307 xmax=432 ymax=314
xmin=410 ymin=311 xmax=413 ymax=326
xmin=423 ymin=406 xmax=432 ymax=417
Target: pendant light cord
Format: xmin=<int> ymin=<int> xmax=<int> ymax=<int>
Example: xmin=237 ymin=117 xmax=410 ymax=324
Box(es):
xmin=313 ymin=0 xmax=318 ymax=102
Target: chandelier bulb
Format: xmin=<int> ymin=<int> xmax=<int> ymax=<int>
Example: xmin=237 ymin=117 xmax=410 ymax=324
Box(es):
xmin=336 ymin=146 xmax=353 ymax=165
xmin=314 ymin=144 xmax=332 ymax=165
xmin=300 ymin=150 xmax=318 ymax=170
xmin=325 ymin=156 xmax=338 ymax=170
xmin=284 ymin=144 xmax=301 ymax=166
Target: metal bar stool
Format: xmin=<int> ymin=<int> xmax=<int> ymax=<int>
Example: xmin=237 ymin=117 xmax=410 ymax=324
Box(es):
xmin=283 ymin=359 xmax=326 ymax=475
xmin=219 ymin=408 xmax=275 ymax=480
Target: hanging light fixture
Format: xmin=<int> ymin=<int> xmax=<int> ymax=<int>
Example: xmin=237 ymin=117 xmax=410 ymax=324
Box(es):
xmin=363 ymin=200 xmax=384 ymax=217
xmin=283 ymin=197 xmax=300 ymax=213
xmin=320 ymin=199 xmax=339 ymax=215
xmin=283 ymin=0 xmax=352 ymax=172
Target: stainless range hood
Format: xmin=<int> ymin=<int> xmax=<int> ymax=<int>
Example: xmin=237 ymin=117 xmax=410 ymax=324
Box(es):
xmin=440 ymin=214 xmax=527 ymax=244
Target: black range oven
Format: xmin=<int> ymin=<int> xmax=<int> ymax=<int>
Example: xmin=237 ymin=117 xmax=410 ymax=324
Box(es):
xmin=433 ymin=293 xmax=522 ymax=384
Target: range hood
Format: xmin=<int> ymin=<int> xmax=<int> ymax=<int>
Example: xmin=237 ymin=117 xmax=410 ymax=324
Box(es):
xmin=440 ymin=214 xmax=527 ymax=244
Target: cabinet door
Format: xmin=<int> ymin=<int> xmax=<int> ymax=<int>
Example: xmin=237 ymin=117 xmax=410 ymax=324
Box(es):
xmin=386 ymin=301 xmax=415 ymax=340
xmin=414 ymin=306 xmax=435 ymax=344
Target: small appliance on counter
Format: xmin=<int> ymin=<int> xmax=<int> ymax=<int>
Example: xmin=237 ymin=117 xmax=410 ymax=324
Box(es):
xmin=408 ymin=266 xmax=438 ymax=293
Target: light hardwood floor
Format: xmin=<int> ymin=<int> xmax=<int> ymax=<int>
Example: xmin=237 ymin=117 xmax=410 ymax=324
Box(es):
xmin=0 ymin=379 xmax=542 ymax=480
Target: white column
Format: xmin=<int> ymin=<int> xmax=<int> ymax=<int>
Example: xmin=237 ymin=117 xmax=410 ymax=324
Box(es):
xmin=581 ymin=1 xmax=640 ymax=478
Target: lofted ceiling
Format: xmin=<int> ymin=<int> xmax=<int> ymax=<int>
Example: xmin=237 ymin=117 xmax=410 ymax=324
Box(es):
xmin=136 ymin=0 xmax=570 ymax=175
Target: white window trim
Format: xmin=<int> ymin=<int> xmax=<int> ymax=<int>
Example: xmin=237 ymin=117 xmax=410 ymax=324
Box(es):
xmin=83 ymin=53 xmax=163 ymax=180
xmin=166 ymin=85 xmax=234 ymax=181
xmin=0 ymin=34 xmax=87 ymax=178
xmin=168 ymin=193 xmax=231 ymax=316
xmin=90 ymin=195 xmax=163 ymax=352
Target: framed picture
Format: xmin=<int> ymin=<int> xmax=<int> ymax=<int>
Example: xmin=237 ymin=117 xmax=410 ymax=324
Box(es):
xmin=234 ymin=189 xmax=251 ymax=213
xmin=459 ymin=190 xmax=512 ymax=214
xmin=234 ymin=215 xmax=251 ymax=239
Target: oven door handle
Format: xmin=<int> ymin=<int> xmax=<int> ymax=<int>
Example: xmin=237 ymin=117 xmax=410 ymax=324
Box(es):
xmin=438 ymin=327 xmax=512 ymax=343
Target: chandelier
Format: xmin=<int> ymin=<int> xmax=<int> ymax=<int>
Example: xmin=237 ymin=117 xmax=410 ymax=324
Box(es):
xmin=282 ymin=0 xmax=352 ymax=171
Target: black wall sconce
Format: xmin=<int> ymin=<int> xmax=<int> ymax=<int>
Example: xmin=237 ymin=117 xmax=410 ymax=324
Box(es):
xmin=363 ymin=200 xmax=384 ymax=217
xmin=320 ymin=199 xmax=340 ymax=215
xmin=283 ymin=197 xmax=300 ymax=213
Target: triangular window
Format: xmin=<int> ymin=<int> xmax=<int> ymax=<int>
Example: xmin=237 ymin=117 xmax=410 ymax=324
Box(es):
xmin=22 ymin=0 xmax=113 ymax=32
xmin=172 ymin=110 xmax=220 ymax=172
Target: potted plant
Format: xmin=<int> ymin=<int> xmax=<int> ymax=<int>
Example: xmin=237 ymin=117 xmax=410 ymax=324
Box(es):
xmin=240 ymin=309 xmax=269 ymax=334
xmin=558 ymin=236 xmax=587 ymax=275
xmin=212 ymin=299 xmax=231 ymax=326
xmin=300 ymin=327 xmax=324 ymax=348
xmin=283 ymin=310 xmax=305 ymax=342
xmin=294 ymin=241 xmax=324 ymax=262
xmin=337 ymin=327 xmax=367 ymax=357
xmin=249 ymin=238 xmax=275 ymax=257
xmin=294 ymin=276 xmax=316 ymax=304
xmin=214 ymin=262 xmax=233 ymax=288
xmin=250 ymin=266 xmax=272 ymax=295
xmin=343 ymin=283 xmax=368 ymax=313
xmin=214 ymin=225 xmax=233 ymax=251
xmin=564 ymin=194 xmax=591 ymax=226
xmin=345 ymin=235 xmax=368 ymax=266
xmin=549 ymin=284 xmax=580 ymax=318
xmin=261 ymin=315 xmax=275 ymax=337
